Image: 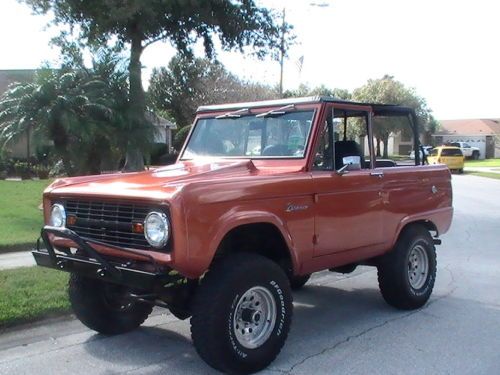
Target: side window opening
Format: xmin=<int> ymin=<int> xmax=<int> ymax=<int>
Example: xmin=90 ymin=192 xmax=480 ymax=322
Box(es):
xmin=333 ymin=109 xmax=370 ymax=170
xmin=312 ymin=107 xmax=372 ymax=171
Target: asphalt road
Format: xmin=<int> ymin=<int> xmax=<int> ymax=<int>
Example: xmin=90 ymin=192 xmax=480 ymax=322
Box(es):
xmin=1 ymin=174 xmax=499 ymax=375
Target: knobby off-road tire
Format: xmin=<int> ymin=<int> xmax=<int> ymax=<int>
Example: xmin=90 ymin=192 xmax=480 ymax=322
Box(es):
xmin=68 ymin=274 xmax=153 ymax=335
xmin=377 ymin=225 xmax=437 ymax=310
xmin=289 ymin=274 xmax=311 ymax=290
xmin=190 ymin=253 xmax=293 ymax=374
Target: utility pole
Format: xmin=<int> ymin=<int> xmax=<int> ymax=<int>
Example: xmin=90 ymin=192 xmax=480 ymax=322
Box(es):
xmin=279 ymin=7 xmax=286 ymax=97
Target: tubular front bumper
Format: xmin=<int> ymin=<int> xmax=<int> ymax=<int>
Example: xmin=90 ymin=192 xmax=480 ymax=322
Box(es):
xmin=32 ymin=226 xmax=173 ymax=290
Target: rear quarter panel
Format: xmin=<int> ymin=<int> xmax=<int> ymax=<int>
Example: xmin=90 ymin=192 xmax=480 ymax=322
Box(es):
xmin=379 ymin=165 xmax=453 ymax=248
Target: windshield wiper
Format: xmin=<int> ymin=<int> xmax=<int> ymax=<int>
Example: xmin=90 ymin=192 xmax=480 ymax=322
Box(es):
xmin=256 ymin=104 xmax=296 ymax=118
xmin=215 ymin=108 xmax=251 ymax=119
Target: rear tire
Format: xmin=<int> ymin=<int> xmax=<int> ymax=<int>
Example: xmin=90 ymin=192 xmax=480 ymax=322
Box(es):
xmin=68 ymin=274 xmax=153 ymax=335
xmin=191 ymin=253 xmax=293 ymax=374
xmin=377 ymin=225 xmax=436 ymax=310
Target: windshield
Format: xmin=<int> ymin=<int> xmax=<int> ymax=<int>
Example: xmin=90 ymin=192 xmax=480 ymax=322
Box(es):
xmin=182 ymin=110 xmax=315 ymax=159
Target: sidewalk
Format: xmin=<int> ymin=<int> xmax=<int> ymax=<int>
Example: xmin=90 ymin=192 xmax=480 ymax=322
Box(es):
xmin=0 ymin=251 xmax=35 ymax=270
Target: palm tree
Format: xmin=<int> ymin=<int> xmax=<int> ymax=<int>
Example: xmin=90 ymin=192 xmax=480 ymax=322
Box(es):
xmin=0 ymin=69 xmax=109 ymax=175
xmin=0 ymin=48 xmax=156 ymax=175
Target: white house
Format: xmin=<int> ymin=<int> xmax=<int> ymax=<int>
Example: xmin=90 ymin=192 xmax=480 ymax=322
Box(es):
xmin=432 ymin=119 xmax=500 ymax=159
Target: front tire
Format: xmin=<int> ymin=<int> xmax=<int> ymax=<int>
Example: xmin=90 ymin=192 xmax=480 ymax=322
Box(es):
xmin=377 ymin=225 xmax=437 ymax=310
xmin=289 ymin=274 xmax=311 ymax=290
xmin=191 ymin=253 xmax=293 ymax=374
xmin=68 ymin=274 xmax=153 ymax=335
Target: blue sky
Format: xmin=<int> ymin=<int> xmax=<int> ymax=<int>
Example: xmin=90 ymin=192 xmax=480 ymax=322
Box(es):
xmin=1 ymin=0 xmax=499 ymax=120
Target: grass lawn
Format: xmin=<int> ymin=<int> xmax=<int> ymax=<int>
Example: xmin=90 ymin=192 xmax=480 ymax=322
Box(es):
xmin=464 ymin=159 xmax=500 ymax=167
xmin=0 ymin=180 xmax=52 ymax=251
xmin=0 ymin=266 xmax=70 ymax=328
xmin=466 ymin=171 xmax=500 ymax=180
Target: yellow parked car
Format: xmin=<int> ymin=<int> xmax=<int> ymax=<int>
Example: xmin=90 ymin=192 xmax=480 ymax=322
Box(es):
xmin=427 ymin=146 xmax=464 ymax=173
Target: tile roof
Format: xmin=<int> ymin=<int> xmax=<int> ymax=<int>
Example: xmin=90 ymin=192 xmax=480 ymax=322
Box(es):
xmin=0 ymin=69 xmax=36 ymax=95
xmin=436 ymin=118 xmax=500 ymax=136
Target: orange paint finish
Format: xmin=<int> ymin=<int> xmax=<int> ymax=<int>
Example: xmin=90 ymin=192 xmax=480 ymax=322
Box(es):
xmin=42 ymin=99 xmax=453 ymax=279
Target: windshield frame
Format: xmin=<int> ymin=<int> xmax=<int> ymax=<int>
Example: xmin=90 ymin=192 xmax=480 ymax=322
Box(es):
xmin=179 ymin=106 xmax=318 ymax=161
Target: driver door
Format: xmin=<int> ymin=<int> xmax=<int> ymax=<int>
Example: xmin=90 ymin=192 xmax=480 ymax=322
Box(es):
xmin=312 ymin=105 xmax=384 ymax=257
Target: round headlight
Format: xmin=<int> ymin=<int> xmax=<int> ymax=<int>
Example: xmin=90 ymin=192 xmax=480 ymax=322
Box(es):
xmin=144 ymin=211 xmax=169 ymax=248
xmin=50 ymin=204 xmax=66 ymax=227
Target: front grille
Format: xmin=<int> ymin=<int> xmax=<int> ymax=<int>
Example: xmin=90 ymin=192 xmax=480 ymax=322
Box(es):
xmin=64 ymin=200 xmax=154 ymax=250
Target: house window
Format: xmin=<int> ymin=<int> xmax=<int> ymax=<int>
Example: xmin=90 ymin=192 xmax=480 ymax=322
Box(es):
xmin=400 ymin=131 xmax=412 ymax=142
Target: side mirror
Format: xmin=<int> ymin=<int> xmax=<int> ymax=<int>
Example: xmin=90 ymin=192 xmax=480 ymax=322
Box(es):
xmin=343 ymin=156 xmax=361 ymax=171
xmin=336 ymin=164 xmax=350 ymax=175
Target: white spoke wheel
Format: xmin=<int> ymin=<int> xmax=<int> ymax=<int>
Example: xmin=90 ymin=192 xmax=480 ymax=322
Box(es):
xmin=191 ymin=253 xmax=293 ymax=374
xmin=377 ymin=225 xmax=437 ymax=310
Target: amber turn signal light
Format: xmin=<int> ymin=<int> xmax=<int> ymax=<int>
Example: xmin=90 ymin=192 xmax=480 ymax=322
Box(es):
xmin=132 ymin=222 xmax=144 ymax=234
xmin=66 ymin=215 xmax=77 ymax=226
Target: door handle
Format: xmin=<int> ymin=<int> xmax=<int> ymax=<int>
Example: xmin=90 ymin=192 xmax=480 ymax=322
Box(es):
xmin=370 ymin=171 xmax=384 ymax=178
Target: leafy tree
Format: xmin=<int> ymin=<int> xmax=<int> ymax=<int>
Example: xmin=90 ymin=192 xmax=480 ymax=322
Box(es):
xmin=22 ymin=0 xmax=284 ymax=171
xmin=353 ymin=75 xmax=432 ymax=158
xmin=283 ymin=84 xmax=351 ymax=100
xmin=149 ymin=54 xmax=277 ymax=128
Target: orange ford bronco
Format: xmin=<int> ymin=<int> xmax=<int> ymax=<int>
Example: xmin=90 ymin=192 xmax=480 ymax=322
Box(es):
xmin=33 ymin=97 xmax=453 ymax=374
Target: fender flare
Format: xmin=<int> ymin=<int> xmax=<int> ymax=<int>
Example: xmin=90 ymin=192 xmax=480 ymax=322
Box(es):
xmin=208 ymin=209 xmax=300 ymax=273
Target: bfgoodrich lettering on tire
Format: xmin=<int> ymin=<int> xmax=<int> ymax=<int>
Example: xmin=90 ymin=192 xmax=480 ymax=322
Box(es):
xmin=190 ymin=253 xmax=293 ymax=374
xmin=377 ymin=225 xmax=437 ymax=310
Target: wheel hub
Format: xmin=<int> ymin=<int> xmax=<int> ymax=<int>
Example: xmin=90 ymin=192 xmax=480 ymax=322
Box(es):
xmin=407 ymin=244 xmax=429 ymax=290
xmin=233 ymin=286 xmax=277 ymax=349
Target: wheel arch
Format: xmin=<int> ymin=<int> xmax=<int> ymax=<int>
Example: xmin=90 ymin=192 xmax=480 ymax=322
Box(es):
xmin=211 ymin=219 xmax=299 ymax=275
xmin=392 ymin=219 xmax=439 ymax=249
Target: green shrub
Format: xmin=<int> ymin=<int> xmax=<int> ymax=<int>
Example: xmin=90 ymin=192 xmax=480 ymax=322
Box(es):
xmin=14 ymin=162 xmax=32 ymax=180
xmin=158 ymin=152 xmax=179 ymax=165
xmin=35 ymin=165 xmax=50 ymax=179
xmin=149 ymin=143 xmax=170 ymax=165
xmin=173 ymin=125 xmax=192 ymax=151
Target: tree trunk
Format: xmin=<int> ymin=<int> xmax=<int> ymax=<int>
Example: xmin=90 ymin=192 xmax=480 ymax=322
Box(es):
xmin=85 ymin=141 xmax=102 ymax=176
xmin=50 ymin=121 xmax=75 ymax=176
xmin=123 ymin=34 xmax=146 ymax=172
xmin=376 ymin=138 xmax=381 ymax=157
xmin=382 ymin=136 xmax=389 ymax=159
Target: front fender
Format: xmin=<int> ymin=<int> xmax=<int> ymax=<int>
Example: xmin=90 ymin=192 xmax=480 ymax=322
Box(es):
xmin=176 ymin=205 xmax=300 ymax=279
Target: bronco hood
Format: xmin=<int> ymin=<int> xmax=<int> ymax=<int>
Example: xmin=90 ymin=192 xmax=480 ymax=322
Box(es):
xmin=45 ymin=160 xmax=286 ymax=201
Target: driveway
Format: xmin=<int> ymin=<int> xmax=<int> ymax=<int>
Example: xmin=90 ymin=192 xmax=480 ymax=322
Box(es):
xmin=0 ymin=174 xmax=499 ymax=375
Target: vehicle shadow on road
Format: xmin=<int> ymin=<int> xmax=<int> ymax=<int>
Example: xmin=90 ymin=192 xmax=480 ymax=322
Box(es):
xmin=79 ymin=283 xmax=405 ymax=374
xmin=81 ymin=324 xmax=216 ymax=374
